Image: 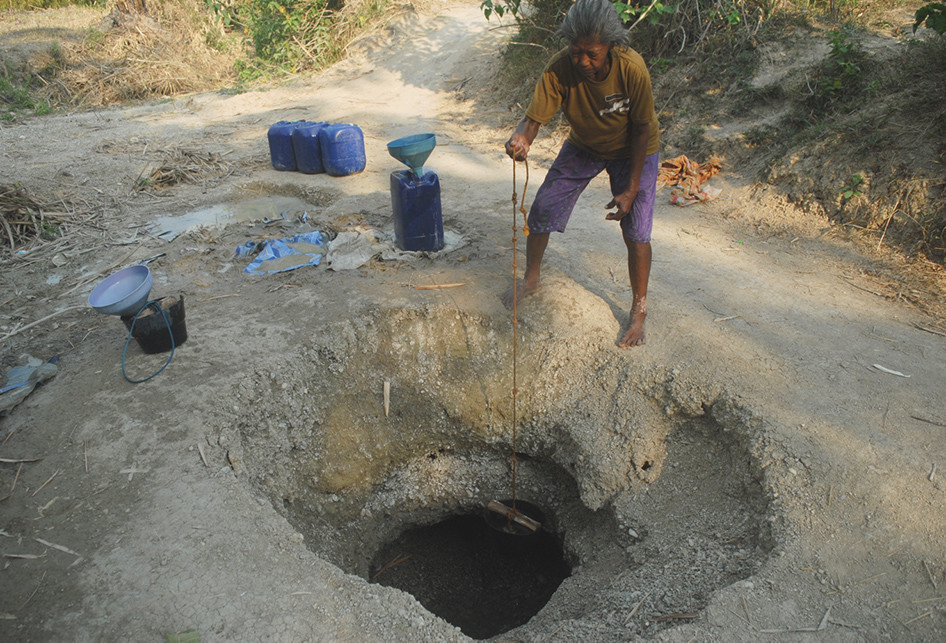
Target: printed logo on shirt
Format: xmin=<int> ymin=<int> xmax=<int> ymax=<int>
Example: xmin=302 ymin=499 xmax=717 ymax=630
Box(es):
xmin=600 ymin=93 xmax=630 ymax=116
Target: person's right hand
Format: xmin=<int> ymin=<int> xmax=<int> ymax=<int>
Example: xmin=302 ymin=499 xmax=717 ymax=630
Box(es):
xmin=505 ymin=134 xmax=530 ymax=161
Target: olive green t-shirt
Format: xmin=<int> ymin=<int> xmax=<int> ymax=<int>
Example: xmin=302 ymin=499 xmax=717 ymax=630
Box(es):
xmin=525 ymin=45 xmax=660 ymax=158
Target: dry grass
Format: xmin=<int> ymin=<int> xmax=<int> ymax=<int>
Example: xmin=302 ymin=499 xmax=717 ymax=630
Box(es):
xmin=32 ymin=0 xmax=409 ymax=107
xmin=0 ymin=184 xmax=56 ymax=250
xmin=44 ymin=0 xmax=241 ymax=107
xmin=134 ymin=148 xmax=235 ymax=192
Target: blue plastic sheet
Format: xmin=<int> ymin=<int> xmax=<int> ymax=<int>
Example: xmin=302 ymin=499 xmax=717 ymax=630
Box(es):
xmin=243 ymin=231 xmax=324 ymax=275
xmin=235 ymin=241 xmax=258 ymax=258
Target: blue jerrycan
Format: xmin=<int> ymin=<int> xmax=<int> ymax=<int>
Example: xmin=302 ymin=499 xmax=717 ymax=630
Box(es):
xmin=320 ymin=123 xmax=366 ymax=177
xmin=391 ymin=169 xmax=444 ymax=252
xmin=267 ymin=120 xmax=302 ymax=171
xmin=291 ymin=121 xmax=330 ymax=174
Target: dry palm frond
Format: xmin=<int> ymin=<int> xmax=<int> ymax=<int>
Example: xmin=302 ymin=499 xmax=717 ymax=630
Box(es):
xmin=0 ymin=185 xmax=53 ymax=250
xmin=135 ymin=148 xmax=234 ymax=191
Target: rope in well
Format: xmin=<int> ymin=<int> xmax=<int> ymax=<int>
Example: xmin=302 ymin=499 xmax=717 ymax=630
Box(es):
xmin=510 ymin=158 xmax=529 ymax=511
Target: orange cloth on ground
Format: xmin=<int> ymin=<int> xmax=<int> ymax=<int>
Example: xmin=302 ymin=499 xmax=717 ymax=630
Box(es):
xmin=657 ymin=155 xmax=722 ymax=205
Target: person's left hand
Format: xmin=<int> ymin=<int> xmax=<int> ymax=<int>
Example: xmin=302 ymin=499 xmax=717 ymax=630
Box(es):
xmin=605 ymin=190 xmax=637 ymax=221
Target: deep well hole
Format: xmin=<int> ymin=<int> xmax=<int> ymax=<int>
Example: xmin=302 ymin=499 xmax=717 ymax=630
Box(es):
xmin=225 ymin=303 xmax=776 ymax=639
xmin=369 ymin=506 xmax=570 ymax=639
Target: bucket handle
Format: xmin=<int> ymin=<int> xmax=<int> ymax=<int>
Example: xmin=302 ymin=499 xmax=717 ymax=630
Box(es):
xmin=121 ymin=300 xmax=175 ymax=384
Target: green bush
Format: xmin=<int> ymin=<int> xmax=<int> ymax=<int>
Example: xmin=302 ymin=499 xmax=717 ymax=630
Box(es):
xmin=0 ymin=77 xmax=52 ymax=122
xmin=205 ymin=0 xmax=389 ymax=80
xmin=821 ymin=26 xmax=863 ymax=95
xmin=612 ymin=0 xmax=675 ymax=26
xmin=480 ymin=0 xmax=522 ymax=21
xmin=914 ymin=2 xmax=946 ymax=35
xmin=800 ymin=24 xmax=871 ymax=115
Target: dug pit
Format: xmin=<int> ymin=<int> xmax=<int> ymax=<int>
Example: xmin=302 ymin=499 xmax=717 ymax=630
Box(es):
xmin=369 ymin=502 xmax=570 ymax=639
xmin=217 ymin=293 xmax=778 ymax=639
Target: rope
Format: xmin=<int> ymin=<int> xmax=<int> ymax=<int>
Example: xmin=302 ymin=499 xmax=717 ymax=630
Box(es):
xmin=516 ymin=159 xmax=530 ymax=236
xmin=510 ymin=158 xmax=529 ymax=511
xmin=121 ymin=299 xmax=176 ymax=384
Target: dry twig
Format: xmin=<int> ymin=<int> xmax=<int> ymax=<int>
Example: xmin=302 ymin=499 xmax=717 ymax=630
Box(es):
xmin=31 ymin=469 xmax=61 ymax=497
xmin=623 ymin=589 xmax=654 ymax=625
xmin=904 ymin=610 xmax=933 ymax=625
xmin=924 ymin=561 xmax=938 ymax=590
xmin=370 ymin=553 xmax=412 ymax=580
xmin=10 ymin=463 xmax=23 ymax=493
xmin=4 ymin=552 xmax=45 ymax=559
xmin=0 ymin=306 xmax=86 ymax=342
xmin=913 ymin=323 xmax=946 ymax=337
xmin=411 ymin=283 xmax=466 ymax=290
xmin=20 ymin=571 xmax=46 ymax=609
xmin=34 ymin=538 xmax=80 ymax=558
xmin=911 ymin=415 xmax=946 ymax=428
xmin=742 ymin=595 xmax=753 ymax=627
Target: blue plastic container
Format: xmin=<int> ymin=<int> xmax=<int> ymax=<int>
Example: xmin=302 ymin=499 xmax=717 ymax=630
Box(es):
xmin=391 ymin=169 xmax=444 ymax=252
xmin=320 ymin=123 xmax=366 ymax=177
xmin=268 ymin=121 xmax=302 ymax=171
xmin=291 ymin=121 xmax=330 ymax=174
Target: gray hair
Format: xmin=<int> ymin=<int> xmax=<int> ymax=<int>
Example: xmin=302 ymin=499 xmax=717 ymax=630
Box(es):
xmin=557 ymin=0 xmax=628 ymax=46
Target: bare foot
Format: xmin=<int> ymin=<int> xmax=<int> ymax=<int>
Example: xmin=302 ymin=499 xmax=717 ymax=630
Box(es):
xmin=618 ymin=300 xmax=646 ymax=348
xmin=501 ymin=278 xmax=540 ymax=309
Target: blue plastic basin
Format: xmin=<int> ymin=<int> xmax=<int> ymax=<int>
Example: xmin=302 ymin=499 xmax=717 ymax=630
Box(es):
xmin=88 ymin=265 xmax=153 ymax=316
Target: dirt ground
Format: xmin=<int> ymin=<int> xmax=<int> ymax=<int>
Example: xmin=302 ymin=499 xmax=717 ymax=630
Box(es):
xmin=1 ymin=2 xmax=945 ymax=641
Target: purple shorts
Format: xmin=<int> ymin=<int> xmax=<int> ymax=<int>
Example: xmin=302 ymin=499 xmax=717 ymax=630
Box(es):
xmin=527 ymin=141 xmax=659 ymax=243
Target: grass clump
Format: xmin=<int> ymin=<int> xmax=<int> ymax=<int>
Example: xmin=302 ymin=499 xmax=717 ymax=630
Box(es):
xmin=800 ymin=23 xmax=874 ymax=116
xmin=207 ymin=0 xmax=393 ymax=83
xmin=0 ymin=77 xmax=52 ymax=121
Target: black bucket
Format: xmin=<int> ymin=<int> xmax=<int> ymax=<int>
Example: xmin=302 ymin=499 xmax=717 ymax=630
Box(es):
xmin=121 ymin=296 xmax=187 ymax=354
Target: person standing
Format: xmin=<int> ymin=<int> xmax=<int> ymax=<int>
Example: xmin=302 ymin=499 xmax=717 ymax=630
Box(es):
xmin=504 ymin=0 xmax=660 ymax=348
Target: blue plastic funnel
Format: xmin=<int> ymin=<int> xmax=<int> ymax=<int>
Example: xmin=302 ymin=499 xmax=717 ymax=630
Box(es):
xmin=88 ymin=265 xmax=153 ymax=317
xmin=387 ymin=133 xmax=436 ymax=177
